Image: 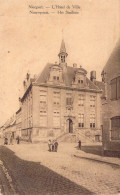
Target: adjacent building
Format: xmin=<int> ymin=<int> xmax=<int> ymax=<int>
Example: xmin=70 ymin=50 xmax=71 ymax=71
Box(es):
xmin=16 ymin=106 xmax=22 ymax=137
xmin=101 ymin=39 xmax=120 ymax=156
xmin=20 ymin=40 xmax=103 ymax=142
xmin=3 ymin=115 xmax=16 ymax=143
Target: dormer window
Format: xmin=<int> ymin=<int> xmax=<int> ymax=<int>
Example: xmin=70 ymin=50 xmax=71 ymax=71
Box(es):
xmin=78 ymin=80 xmax=83 ymax=84
xmin=53 ymin=76 xmax=59 ymax=81
xmin=72 ymin=67 xmax=87 ymax=87
xmin=48 ymin=64 xmax=63 ymax=84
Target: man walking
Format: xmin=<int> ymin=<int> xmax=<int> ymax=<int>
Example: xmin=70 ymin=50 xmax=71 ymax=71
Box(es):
xmin=48 ymin=139 xmax=52 ymax=152
xmin=54 ymin=140 xmax=58 ymax=152
xmin=78 ymin=140 xmax=81 ymax=150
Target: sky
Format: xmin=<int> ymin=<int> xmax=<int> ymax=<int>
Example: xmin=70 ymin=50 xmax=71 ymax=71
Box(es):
xmin=0 ymin=0 xmax=120 ymax=126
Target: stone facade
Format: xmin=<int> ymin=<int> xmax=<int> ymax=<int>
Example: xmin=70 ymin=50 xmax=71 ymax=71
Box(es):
xmin=3 ymin=115 xmax=16 ymax=144
xmin=101 ymin=39 xmax=120 ymax=155
xmin=20 ymin=40 xmax=103 ymax=142
xmin=16 ymin=107 xmax=22 ymax=137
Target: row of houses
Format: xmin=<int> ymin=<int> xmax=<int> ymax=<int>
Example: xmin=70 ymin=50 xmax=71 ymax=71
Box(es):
xmin=0 ymin=39 xmax=120 ymax=156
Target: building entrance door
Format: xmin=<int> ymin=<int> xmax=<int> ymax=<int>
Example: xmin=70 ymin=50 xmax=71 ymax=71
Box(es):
xmin=67 ymin=119 xmax=73 ymax=133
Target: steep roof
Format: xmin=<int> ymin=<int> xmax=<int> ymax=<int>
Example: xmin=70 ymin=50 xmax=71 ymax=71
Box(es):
xmin=102 ymin=39 xmax=120 ymax=80
xmin=94 ymin=80 xmax=105 ymax=97
xmin=35 ymin=63 xmax=52 ymax=83
xmin=94 ymin=80 xmax=105 ymax=91
xmin=35 ymin=63 xmax=101 ymax=91
xmin=4 ymin=117 xmax=16 ymax=128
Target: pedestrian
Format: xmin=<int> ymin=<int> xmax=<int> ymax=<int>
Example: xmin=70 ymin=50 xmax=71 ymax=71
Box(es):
xmin=48 ymin=139 xmax=52 ymax=152
xmin=52 ymin=140 xmax=55 ymax=152
xmin=10 ymin=135 xmax=13 ymax=145
xmin=4 ymin=137 xmax=8 ymax=145
xmin=78 ymin=140 xmax=81 ymax=150
xmin=54 ymin=140 xmax=58 ymax=152
xmin=16 ymin=135 xmax=20 ymax=144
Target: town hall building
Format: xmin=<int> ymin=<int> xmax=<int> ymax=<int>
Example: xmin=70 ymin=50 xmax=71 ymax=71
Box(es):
xmin=20 ymin=40 xmax=103 ymax=143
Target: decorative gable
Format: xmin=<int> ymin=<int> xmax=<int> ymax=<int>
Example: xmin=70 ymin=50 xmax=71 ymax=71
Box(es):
xmin=72 ymin=67 xmax=87 ymax=88
xmin=47 ymin=64 xmax=64 ymax=85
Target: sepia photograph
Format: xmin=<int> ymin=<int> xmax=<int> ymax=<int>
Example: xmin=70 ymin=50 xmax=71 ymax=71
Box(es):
xmin=0 ymin=0 xmax=120 ymax=194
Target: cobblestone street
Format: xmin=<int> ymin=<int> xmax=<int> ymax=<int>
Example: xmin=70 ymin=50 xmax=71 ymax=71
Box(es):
xmin=0 ymin=142 xmax=120 ymax=195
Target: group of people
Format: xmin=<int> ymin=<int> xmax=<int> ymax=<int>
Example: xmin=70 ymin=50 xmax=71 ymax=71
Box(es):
xmin=48 ymin=139 xmax=81 ymax=152
xmin=48 ymin=139 xmax=58 ymax=152
xmin=4 ymin=135 xmax=20 ymax=145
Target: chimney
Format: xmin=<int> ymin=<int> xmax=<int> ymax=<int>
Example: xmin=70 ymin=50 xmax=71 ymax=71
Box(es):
xmin=19 ymin=97 xmax=22 ymax=107
xmin=26 ymin=72 xmax=30 ymax=81
xmin=73 ymin=63 xmax=77 ymax=68
xmin=23 ymin=80 xmax=27 ymax=91
xmin=90 ymin=71 xmax=96 ymax=82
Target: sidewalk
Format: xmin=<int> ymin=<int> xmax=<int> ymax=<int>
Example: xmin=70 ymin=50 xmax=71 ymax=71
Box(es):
xmin=74 ymin=148 xmax=120 ymax=167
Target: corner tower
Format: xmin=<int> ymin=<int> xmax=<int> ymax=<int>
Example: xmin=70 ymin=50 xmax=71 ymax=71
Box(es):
xmin=58 ymin=40 xmax=68 ymax=67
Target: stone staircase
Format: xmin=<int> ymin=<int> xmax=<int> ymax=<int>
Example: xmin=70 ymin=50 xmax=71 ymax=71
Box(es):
xmin=56 ymin=130 xmax=95 ymax=144
xmin=57 ymin=133 xmax=77 ymax=143
xmin=75 ymin=130 xmax=95 ymax=144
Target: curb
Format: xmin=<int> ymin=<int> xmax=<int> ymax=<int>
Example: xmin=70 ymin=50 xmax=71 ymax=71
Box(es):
xmin=74 ymin=154 xmax=120 ymax=168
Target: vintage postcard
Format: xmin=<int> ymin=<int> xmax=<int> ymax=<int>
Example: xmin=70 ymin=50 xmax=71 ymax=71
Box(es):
xmin=0 ymin=0 xmax=120 ymax=194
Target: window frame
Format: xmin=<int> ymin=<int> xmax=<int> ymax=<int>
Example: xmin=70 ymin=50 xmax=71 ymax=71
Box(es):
xmin=110 ymin=116 xmax=120 ymax=141
xmin=78 ymin=114 xmax=84 ymax=128
xmin=90 ymin=114 xmax=96 ymax=128
xmin=110 ymin=76 xmax=120 ymax=100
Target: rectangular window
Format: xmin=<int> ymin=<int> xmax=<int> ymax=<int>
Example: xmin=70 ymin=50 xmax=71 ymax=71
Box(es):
xmin=90 ymin=96 xmax=96 ymax=107
xmin=78 ymin=94 xmax=84 ymax=106
xmin=53 ymin=76 xmax=59 ymax=81
xmin=66 ymin=98 xmax=72 ymax=105
xmin=53 ymin=110 xmax=60 ymax=127
xmin=111 ymin=78 xmax=117 ymax=100
xmin=78 ymin=114 xmax=84 ymax=128
xmin=40 ymin=110 xmax=47 ymax=127
xmin=81 ymin=80 xmax=83 ymax=84
xmin=53 ymin=91 xmax=60 ymax=105
xmin=40 ymin=90 xmax=47 ymax=107
xmin=111 ymin=116 xmax=120 ymax=140
xmin=53 ymin=91 xmax=60 ymax=97
xmin=40 ymin=110 xmax=47 ymax=114
xmin=40 ymin=91 xmax=47 ymax=99
xmin=66 ymin=93 xmax=73 ymax=106
xmin=78 ymin=80 xmax=83 ymax=84
xmin=117 ymin=77 xmax=120 ymax=99
xmin=53 ymin=91 xmax=60 ymax=94
xmin=90 ymin=114 xmax=95 ymax=128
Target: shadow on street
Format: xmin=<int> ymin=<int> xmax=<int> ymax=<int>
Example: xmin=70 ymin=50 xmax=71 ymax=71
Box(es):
xmin=81 ymin=145 xmax=103 ymax=156
xmin=0 ymin=146 xmax=94 ymax=195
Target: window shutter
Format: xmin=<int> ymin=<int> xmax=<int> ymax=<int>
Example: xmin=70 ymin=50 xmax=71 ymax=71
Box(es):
xmin=111 ymin=78 xmax=117 ymax=100
xmin=117 ymin=77 xmax=120 ymax=99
